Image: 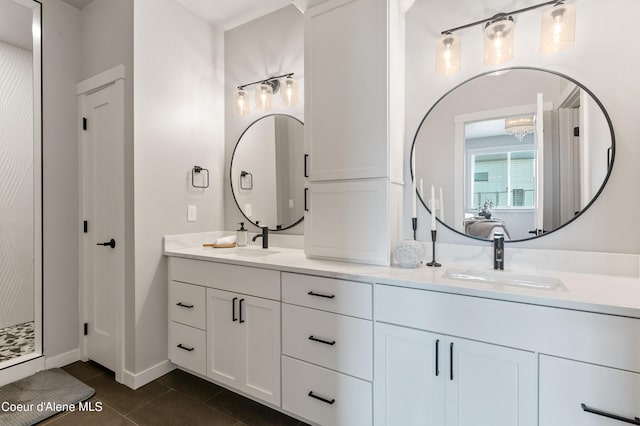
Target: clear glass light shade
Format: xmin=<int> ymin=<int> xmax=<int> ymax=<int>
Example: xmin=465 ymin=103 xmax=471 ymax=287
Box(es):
xmin=280 ymin=76 xmax=299 ymax=106
xmin=540 ymin=3 xmax=576 ymax=53
xmin=505 ymin=116 xmax=535 ymax=141
xmin=435 ymin=33 xmax=461 ymax=75
xmin=255 ymin=83 xmax=273 ymax=112
xmin=484 ymin=17 xmax=515 ymax=65
xmin=234 ymin=88 xmax=250 ymax=116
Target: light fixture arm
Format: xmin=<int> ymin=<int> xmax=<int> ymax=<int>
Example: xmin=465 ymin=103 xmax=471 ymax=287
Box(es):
xmin=237 ymin=72 xmax=295 ymax=93
xmin=441 ymin=0 xmax=564 ymax=35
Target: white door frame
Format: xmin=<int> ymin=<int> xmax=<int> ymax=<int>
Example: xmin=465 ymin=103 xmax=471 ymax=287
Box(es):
xmin=77 ymin=64 xmax=126 ymax=383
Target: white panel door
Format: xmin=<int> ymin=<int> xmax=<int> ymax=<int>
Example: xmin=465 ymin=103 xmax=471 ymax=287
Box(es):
xmin=305 ymin=0 xmax=388 ymax=181
xmin=374 ymin=323 xmax=445 ymax=426
xmin=445 ymin=337 xmax=537 ymax=426
xmin=206 ymin=288 xmax=240 ymax=387
xmin=82 ymin=81 xmax=124 ymax=374
xmin=240 ymin=295 xmax=281 ymax=406
xmin=304 ymin=179 xmax=390 ymax=265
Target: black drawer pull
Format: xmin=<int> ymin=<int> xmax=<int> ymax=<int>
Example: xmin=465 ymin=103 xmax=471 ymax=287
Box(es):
xmin=435 ymin=339 xmax=440 ymax=376
xmin=176 ymin=302 xmax=194 ymax=309
xmin=308 ymin=335 xmax=336 ymax=346
xmin=232 ymin=297 xmax=238 ymax=322
xmin=308 ymin=391 xmax=335 ymax=405
xmin=304 ymin=154 xmax=309 ymax=178
xmin=582 ymin=403 xmax=640 ymax=424
xmin=239 ymin=298 xmax=245 ymax=323
xmin=307 ymin=291 xmax=335 ymax=299
xmin=177 ymin=344 xmax=194 ymax=352
xmin=449 ymin=342 xmax=454 ymax=381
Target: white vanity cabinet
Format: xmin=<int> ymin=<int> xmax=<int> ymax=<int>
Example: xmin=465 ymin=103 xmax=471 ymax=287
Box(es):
xmin=168 ymin=257 xmax=281 ymax=407
xmin=374 ymin=284 xmax=537 ymax=426
xmin=281 ymin=272 xmax=373 ymax=426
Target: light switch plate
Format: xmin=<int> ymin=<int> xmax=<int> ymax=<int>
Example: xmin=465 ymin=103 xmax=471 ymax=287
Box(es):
xmin=187 ymin=205 xmax=197 ymax=222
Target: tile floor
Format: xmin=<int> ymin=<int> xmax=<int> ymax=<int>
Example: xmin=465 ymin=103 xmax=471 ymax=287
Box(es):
xmin=39 ymin=361 xmax=308 ymax=426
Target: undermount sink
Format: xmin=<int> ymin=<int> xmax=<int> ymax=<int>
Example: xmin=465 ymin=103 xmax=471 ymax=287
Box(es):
xmin=216 ymin=247 xmax=280 ymax=258
xmin=444 ymin=268 xmax=567 ymax=291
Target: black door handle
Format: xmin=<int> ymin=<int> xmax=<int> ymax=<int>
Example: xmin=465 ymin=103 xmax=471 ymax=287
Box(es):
xmin=96 ymin=238 xmax=116 ymax=248
xmin=435 ymin=339 xmax=440 ymax=376
xmin=450 ymin=342 xmax=454 ymax=381
xmin=239 ymin=298 xmax=245 ymax=323
xmin=232 ymin=297 xmax=238 ymax=322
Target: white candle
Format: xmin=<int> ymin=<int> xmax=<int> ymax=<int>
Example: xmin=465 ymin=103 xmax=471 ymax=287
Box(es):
xmin=411 ymin=155 xmax=417 ymax=218
xmin=439 ymin=187 xmax=444 ymax=220
xmin=430 ymin=185 xmax=436 ymax=230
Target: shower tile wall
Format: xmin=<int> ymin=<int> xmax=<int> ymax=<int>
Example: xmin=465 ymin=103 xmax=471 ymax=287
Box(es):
xmin=0 ymin=40 xmax=34 ymax=330
xmin=0 ymin=321 xmax=34 ymax=362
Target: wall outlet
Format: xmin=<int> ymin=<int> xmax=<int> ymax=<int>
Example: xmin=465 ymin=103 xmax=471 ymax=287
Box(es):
xmin=187 ymin=205 xmax=197 ymax=222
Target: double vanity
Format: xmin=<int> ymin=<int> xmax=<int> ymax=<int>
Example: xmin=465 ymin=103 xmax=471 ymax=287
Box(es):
xmin=164 ymin=236 xmax=640 ymax=426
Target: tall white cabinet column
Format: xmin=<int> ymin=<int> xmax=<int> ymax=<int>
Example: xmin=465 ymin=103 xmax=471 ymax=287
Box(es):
xmin=303 ymin=0 xmax=411 ymax=265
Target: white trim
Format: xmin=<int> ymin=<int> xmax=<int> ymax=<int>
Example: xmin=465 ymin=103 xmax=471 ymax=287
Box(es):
xmin=44 ymin=348 xmax=81 ymax=369
xmin=122 ymin=361 xmax=175 ymax=390
xmin=0 ymin=355 xmax=45 ymax=387
xmin=454 ymin=102 xmax=553 ymax=124
xmin=77 ymin=65 xmax=127 ymax=385
xmin=77 ymin=64 xmax=126 ymax=95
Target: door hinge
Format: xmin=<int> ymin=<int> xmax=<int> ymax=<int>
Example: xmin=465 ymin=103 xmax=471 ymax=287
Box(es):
xmin=83 ymin=323 xmax=88 ymax=336
xmin=83 ymin=220 xmax=88 ymax=233
xmin=573 ymin=126 xmax=579 ymax=137
xmin=82 ymin=117 xmax=87 ymax=131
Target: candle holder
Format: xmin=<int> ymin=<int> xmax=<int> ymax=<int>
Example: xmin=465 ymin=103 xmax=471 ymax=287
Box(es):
xmin=412 ymin=217 xmax=418 ymax=240
xmin=426 ymin=230 xmax=441 ymax=267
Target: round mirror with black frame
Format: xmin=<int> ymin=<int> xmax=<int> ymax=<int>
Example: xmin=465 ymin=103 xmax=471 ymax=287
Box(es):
xmin=411 ymin=67 xmax=615 ymax=242
xmin=230 ymin=114 xmax=304 ymax=231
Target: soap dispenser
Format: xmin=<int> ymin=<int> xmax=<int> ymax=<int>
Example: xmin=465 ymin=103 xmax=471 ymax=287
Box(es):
xmin=236 ymin=222 xmax=248 ymax=247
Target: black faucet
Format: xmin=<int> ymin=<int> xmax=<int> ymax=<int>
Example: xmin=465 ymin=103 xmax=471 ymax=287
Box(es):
xmin=493 ymin=233 xmax=505 ymax=270
xmin=252 ymin=226 xmax=269 ymax=249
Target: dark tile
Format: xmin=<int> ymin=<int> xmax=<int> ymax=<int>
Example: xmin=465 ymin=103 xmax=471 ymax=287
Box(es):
xmin=38 ymin=397 xmax=135 ymax=426
xmin=85 ymin=372 xmax=169 ymax=415
xmin=127 ymin=389 xmax=238 ymax=426
xmin=157 ymin=368 xmax=225 ymax=403
xmin=206 ymin=390 xmax=300 ymax=426
xmin=62 ymin=360 xmax=111 ymax=383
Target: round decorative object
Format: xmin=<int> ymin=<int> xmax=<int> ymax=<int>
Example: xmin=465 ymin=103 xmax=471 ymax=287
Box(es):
xmin=393 ymin=240 xmax=425 ymax=268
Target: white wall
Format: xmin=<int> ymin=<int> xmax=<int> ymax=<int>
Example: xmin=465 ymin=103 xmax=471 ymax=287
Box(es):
xmin=224 ymin=5 xmax=304 ymax=235
xmin=41 ymin=0 xmax=82 ymax=360
xmin=0 ymin=41 xmax=34 ymax=329
xmin=133 ymin=0 xmax=224 ymax=373
xmin=406 ymin=0 xmax=640 ymax=254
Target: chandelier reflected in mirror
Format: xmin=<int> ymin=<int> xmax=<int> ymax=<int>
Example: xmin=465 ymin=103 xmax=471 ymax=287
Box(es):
xmin=504 ymin=116 xmax=535 ymax=141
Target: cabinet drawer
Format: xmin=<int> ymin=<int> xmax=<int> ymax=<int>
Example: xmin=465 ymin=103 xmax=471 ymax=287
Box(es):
xmin=169 ymin=281 xmax=205 ymax=329
xmin=282 ymin=272 xmax=372 ymax=319
xmin=282 ymin=304 xmax=372 ymax=380
xmin=169 ymin=257 xmax=280 ymax=300
xmin=169 ymin=322 xmax=206 ymax=376
xmin=282 ymin=355 xmax=372 ymax=426
xmin=539 ymin=355 xmax=640 ymax=426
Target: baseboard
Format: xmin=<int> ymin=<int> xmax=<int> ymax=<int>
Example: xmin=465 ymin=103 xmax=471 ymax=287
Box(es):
xmin=122 ymin=359 xmax=174 ymax=390
xmin=0 ymin=355 xmax=45 ymax=387
xmin=44 ymin=348 xmax=81 ymax=369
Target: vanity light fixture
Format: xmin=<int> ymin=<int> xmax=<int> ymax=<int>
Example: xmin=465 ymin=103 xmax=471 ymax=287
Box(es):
xmin=504 ymin=116 xmax=535 ymax=141
xmin=435 ymin=0 xmax=575 ymax=75
xmin=233 ymin=73 xmax=297 ymax=115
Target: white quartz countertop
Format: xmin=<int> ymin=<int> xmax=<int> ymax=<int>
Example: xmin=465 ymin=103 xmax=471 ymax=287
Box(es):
xmin=164 ymin=244 xmax=640 ymax=319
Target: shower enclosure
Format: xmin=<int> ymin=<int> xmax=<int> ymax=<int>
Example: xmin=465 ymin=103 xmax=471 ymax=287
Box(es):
xmin=0 ymin=0 xmax=42 ymax=376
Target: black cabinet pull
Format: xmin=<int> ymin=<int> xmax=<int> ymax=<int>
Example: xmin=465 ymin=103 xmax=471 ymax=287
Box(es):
xmin=304 ymin=154 xmax=309 ymax=178
xmin=177 ymin=344 xmax=194 ymax=352
xmin=176 ymin=302 xmax=194 ymax=309
xmin=308 ymin=391 xmax=335 ymax=405
xmin=435 ymin=339 xmax=440 ymax=376
xmin=96 ymin=238 xmax=116 ymax=248
xmin=304 ymin=188 xmax=309 ymax=212
xmin=449 ymin=342 xmax=454 ymax=381
xmin=239 ymin=298 xmax=245 ymax=323
xmin=309 ymin=335 xmax=336 ymax=346
xmin=232 ymin=297 xmax=238 ymax=322
xmin=307 ymin=291 xmax=335 ymax=299
xmin=582 ymin=403 xmax=640 ymax=424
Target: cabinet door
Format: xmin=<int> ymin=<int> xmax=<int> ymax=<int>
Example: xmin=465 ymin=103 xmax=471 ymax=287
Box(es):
xmin=240 ymin=295 xmax=281 ymax=406
xmin=374 ymin=323 xmax=445 ymax=426
xmin=445 ymin=337 xmax=537 ymax=426
xmin=305 ymin=0 xmax=388 ymax=181
xmin=206 ymin=288 xmax=240 ymax=388
xmin=304 ymin=180 xmax=389 ymax=265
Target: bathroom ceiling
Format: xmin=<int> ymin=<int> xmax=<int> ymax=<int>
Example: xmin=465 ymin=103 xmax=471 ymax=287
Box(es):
xmin=176 ymin=0 xmax=293 ymax=30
